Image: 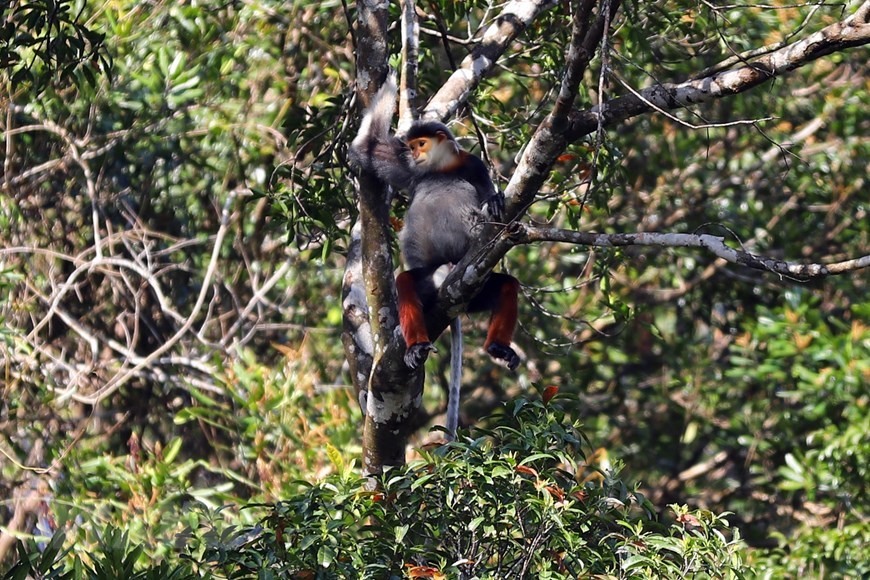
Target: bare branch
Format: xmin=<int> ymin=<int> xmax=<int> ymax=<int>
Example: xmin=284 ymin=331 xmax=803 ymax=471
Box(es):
xmin=5 ymin=107 xmax=105 ymax=258
xmin=219 ymin=259 xmax=294 ymax=348
xmin=505 ymin=1 xmax=870 ymax=213
xmin=423 ymin=0 xmax=560 ymax=121
xmin=564 ymin=1 xmax=870 ymax=142
xmin=552 ymin=0 xmax=598 ymax=121
xmin=397 ymin=0 xmax=420 ymax=134
xmin=608 ymin=69 xmax=775 ymax=130
xmin=519 ymin=225 xmax=870 ymax=279
xmin=506 ymin=0 xmax=621 ymax=217
xmin=65 ymin=190 xmax=243 ymax=405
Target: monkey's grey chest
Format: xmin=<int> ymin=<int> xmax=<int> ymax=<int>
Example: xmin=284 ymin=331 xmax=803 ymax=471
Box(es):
xmin=400 ymin=176 xmax=481 ymax=270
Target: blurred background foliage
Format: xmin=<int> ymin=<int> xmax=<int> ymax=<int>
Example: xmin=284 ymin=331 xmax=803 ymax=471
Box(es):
xmin=1 ymin=0 xmax=867 ymax=576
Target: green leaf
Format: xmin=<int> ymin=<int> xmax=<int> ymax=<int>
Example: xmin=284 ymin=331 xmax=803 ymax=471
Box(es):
xmin=325 ymin=443 xmax=344 ymax=472
xmin=299 ymin=535 xmax=318 ymax=550
xmin=317 ymin=544 xmax=335 ymax=568
xmin=162 ymin=437 xmax=183 ymax=463
xmin=395 ymin=524 xmax=409 ymax=544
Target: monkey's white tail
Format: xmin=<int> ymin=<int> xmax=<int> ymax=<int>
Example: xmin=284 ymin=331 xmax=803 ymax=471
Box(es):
xmin=352 ymin=75 xmax=398 ymax=148
xmin=446 ymin=316 xmax=462 ymax=440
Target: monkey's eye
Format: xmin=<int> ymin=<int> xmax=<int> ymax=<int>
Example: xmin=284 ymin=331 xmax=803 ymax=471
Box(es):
xmin=409 ymin=138 xmax=430 ymax=153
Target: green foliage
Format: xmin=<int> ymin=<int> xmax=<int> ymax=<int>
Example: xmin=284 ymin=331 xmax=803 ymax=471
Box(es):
xmin=751 ymin=521 xmax=870 ymax=579
xmin=167 ymin=395 xmax=747 ymax=578
xmin=2 ymin=0 xmax=867 ymax=576
xmin=2 ymin=0 xmax=353 ymax=531
xmin=2 ymin=528 xmax=200 ymax=580
xmin=6 ymin=396 xmax=748 ymax=578
xmin=0 ymin=0 xmax=110 ymax=89
xmin=17 ymin=347 xmax=358 ymax=567
xmin=55 ymin=433 xmax=241 ymax=563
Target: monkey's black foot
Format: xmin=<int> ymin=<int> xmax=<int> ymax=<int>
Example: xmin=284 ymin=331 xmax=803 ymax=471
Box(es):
xmin=405 ymin=342 xmax=437 ymax=369
xmin=487 ymin=342 xmax=520 ymax=371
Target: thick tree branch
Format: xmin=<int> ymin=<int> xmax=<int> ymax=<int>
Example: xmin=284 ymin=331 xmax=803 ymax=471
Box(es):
xmin=397 ymin=0 xmax=420 ymax=134
xmin=563 ymin=1 xmax=870 ymax=143
xmin=423 ymin=0 xmax=559 ymax=121
xmin=347 ymin=0 xmax=428 ymax=475
xmin=506 ymin=0 xmax=870 ymax=213
xmin=518 ymin=225 xmax=870 ymax=279
xmin=506 ymin=0 xmax=620 ymax=217
xmin=552 ymin=0 xmax=599 ymax=121
xmin=353 ymin=1 xmax=391 ymax=103
xmin=430 ymin=214 xmax=868 ymax=345
xmin=428 ymin=222 xmax=525 ymax=342
xmin=341 ymin=222 xmax=374 ymax=408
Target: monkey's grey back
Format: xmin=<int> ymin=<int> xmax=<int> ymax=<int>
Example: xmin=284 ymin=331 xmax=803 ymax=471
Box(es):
xmin=400 ymin=174 xmax=481 ymax=270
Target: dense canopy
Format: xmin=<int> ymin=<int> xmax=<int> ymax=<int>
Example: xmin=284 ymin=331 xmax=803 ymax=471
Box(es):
xmin=1 ymin=0 xmax=867 ymax=577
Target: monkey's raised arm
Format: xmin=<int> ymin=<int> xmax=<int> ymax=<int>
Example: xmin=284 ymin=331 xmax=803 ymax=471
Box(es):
xmin=349 ymin=80 xmax=416 ymax=191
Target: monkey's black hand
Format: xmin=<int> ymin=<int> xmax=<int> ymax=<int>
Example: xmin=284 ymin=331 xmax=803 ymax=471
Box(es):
xmin=486 ymin=342 xmax=520 ymax=371
xmin=484 ymin=190 xmax=506 ymax=221
xmin=405 ymin=342 xmax=437 ymax=369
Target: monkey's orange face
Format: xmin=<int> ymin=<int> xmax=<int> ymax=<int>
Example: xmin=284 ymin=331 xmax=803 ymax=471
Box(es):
xmin=407 ymin=136 xmax=435 ymax=163
xmin=407 ymin=132 xmax=452 ymax=167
